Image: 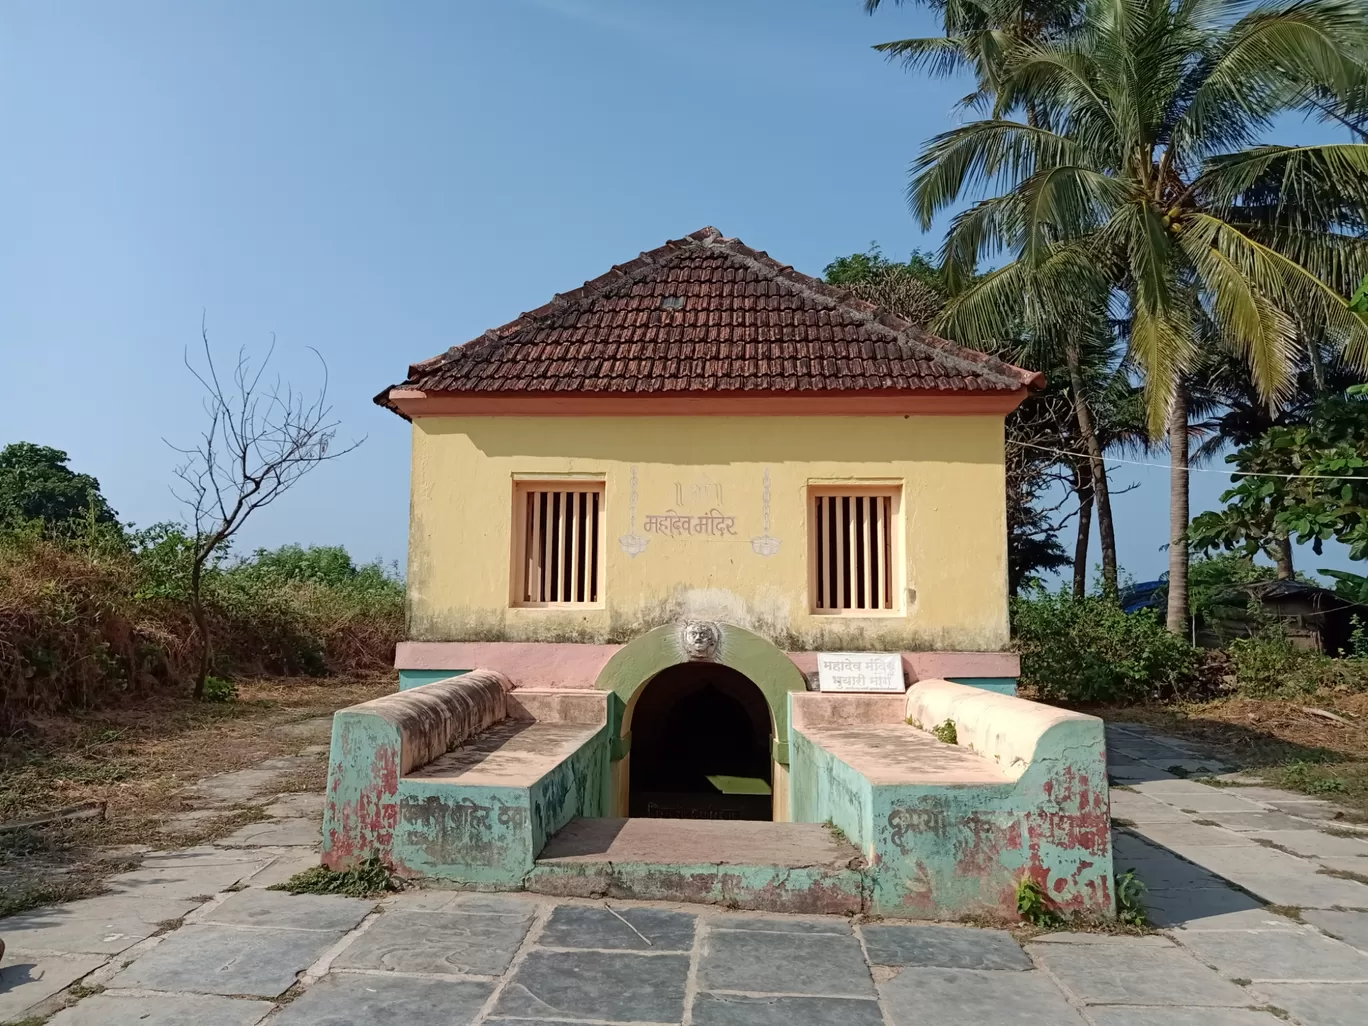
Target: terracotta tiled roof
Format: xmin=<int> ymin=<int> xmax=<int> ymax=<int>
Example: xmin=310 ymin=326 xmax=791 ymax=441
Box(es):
xmin=377 ymin=227 xmax=1041 ymax=413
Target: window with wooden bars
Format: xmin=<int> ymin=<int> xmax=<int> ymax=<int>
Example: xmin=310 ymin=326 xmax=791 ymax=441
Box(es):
xmin=513 ymin=483 xmax=604 ymax=606
xmin=809 ymin=488 xmax=900 ymax=614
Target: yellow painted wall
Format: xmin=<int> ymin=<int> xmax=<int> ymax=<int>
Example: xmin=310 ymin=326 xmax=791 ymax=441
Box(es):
xmin=407 ymin=415 xmax=1010 ymax=651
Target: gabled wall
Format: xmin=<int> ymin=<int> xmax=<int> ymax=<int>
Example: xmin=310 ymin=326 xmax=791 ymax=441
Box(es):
xmin=407 ymin=414 xmax=1010 ymax=652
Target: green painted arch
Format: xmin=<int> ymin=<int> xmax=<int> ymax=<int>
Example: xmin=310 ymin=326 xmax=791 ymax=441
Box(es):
xmin=594 ymin=622 xmax=808 ymax=765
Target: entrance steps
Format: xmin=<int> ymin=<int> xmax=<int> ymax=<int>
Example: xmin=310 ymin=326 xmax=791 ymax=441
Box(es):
xmin=525 ymin=818 xmax=868 ymax=915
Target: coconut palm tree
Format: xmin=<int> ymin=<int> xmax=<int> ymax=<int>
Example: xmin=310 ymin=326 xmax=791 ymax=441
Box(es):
xmin=907 ymin=0 xmax=1368 ymax=632
xmin=869 ymin=0 xmax=1127 ymax=594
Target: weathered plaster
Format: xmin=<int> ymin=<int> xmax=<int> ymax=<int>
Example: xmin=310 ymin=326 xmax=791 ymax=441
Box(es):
xmin=406 ymin=414 xmax=1011 ymax=651
xmin=322 ymin=677 xmax=610 ymax=887
xmin=789 ymin=682 xmax=1113 ymax=918
xmin=397 ymin=641 xmax=1019 ymax=693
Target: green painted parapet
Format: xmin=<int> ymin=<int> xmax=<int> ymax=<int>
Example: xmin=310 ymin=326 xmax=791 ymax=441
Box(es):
xmin=323 ymin=673 xmax=609 ymax=887
xmin=789 ymin=681 xmax=1112 ymax=919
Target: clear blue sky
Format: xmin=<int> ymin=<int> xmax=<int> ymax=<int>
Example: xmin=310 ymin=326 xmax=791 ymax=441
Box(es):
xmin=0 ymin=0 xmax=1355 ymax=583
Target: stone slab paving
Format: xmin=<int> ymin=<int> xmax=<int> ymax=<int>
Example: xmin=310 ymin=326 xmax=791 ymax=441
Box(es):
xmin=537 ymin=905 xmax=694 ymax=951
xmin=880 ymin=965 xmax=1089 ymax=1026
xmin=495 ymin=948 xmax=692 ymax=1021
xmin=1029 ymin=934 xmax=1255 ymax=1005
xmin=699 ymin=922 xmax=877 ymax=997
xmin=861 ymin=923 xmax=1033 ymax=969
xmin=108 ymin=922 xmax=345 ymax=998
xmin=271 ymin=974 xmax=494 ymax=1026
xmin=9 ymin=724 xmax=1368 ymax=1024
xmin=200 ymin=888 xmax=372 ymax=933
xmin=333 ymin=908 xmax=533 ymax=976
xmin=0 ymin=954 xmax=107 ymax=1022
xmin=46 ymin=993 xmax=276 ymax=1025
xmin=216 ymin=817 xmax=322 ymax=848
xmin=1248 ymin=983 xmax=1368 ymax=1026
xmin=1301 ymin=909 xmax=1368 ymax=953
xmin=692 ymin=992 xmax=885 ymax=1026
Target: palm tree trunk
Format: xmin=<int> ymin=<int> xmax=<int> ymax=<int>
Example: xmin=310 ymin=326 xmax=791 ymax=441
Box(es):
xmin=1273 ymin=536 xmax=1295 ymax=580
xmin=1166 ymin=383 xmax=1190 ymax=635
xmin=1065 ymin=343 xmax=1118 ymax=594
xmin=1073 ymin=461 xmax=1093 ymax=598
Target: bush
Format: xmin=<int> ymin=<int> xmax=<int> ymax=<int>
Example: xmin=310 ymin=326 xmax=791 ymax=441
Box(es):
xmin=0 ymin=527 xmax=405 ymax=729
xmin=1226 ymin=628 xmax=1368 ymax=697
xmin=1012 ymin=589 xmax=1200 ymax=703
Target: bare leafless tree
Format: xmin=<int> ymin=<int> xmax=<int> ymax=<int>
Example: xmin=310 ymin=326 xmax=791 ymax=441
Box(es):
xmin=169 ymin=319 xmax=361 ymax=699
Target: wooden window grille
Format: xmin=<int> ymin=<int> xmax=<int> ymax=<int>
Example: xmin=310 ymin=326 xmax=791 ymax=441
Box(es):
xmin=516 ymin=484 xmax=604 ymax=605
xmin=810 ymin=489 xmax=898 ymax=613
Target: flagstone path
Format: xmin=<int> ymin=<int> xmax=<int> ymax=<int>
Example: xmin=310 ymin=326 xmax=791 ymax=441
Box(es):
xmin=1 ymin=723 xmax=1365 ymax=1025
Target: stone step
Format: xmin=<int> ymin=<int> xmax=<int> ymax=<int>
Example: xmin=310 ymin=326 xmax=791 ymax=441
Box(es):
xmin=526 ymin=817 xmax=868 ymax=915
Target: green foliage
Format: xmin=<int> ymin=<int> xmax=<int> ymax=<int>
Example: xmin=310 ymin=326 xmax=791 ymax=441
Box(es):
xmin=201 ymin=675 xmax=238 ymax=703
xmin=0 ymin=442 xmax=118 ymax=534
xmin=1351 ymin=616 xmax=1368 ymax=659
xmin=1016 ymin=877 xmax=1063 ymax=927
xmin=1322 ymin=569 xmax=1368 ymax=605
xmin=1351 ymin=273 xmax=1368 ymax=314
xmin=0 ymin=526 xmax=404 ymax=729
xmin=234 ymin=544 xmax=402 ymax=595
xmin=1226 ymin=628 xmax=1368 ymax=697
xmin=907 ymin=0 xmax=1368 ymax=434
xmin=1186 ymin=555 xmax=1282 ymax=623
xmin=823 ymin=244 xmax=942 ymax=288
xmin=1114 ymin=868 xmax=1151 ymax=927
xmin=1012 ymin=589 xmax=1200 ymax=701
xmin=272 ymin=854 xmax=399 ymax=898
xmin=1277 ymin=759 xmax=1348 ymax=795
xmin=1193 ymin=390 xmax=1368 ymax=563
xmin=932 ymin=719 xmax=958 ymax=745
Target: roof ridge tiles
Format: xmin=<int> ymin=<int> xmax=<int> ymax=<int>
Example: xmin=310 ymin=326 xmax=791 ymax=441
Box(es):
xmin=378 ymin=227 xmax=1043 ymax=413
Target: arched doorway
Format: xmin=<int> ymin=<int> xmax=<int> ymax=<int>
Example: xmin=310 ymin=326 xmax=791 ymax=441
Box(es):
xmin=628 ymin=663 xmax=773 ymax=820
xmin=593 ymin=621 xmax=809 ymax=821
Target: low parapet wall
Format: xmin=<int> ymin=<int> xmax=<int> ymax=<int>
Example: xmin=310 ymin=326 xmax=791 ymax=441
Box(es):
xmin=790 ymin=680 xmax=1113 ymax=919
xmin=322 ymin=672 xmax=610 ymax=885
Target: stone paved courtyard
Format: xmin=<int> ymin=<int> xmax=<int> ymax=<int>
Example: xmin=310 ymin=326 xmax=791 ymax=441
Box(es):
xmin=2 ymin=723 xmax=1366 ymax=1025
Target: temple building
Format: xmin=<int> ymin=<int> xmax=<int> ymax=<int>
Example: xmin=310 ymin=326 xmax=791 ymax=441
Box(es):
xmin=331 ymin=227 xmax=1112 ymax=916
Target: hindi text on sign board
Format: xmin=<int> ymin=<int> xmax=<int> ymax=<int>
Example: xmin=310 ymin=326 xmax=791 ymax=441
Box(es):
xmin=816 ymin=652 xmax=905 ymax=693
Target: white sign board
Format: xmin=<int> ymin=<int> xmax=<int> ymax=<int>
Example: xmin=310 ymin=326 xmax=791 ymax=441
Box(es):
xmin=816 ymin=652 xmax=905 ymax=693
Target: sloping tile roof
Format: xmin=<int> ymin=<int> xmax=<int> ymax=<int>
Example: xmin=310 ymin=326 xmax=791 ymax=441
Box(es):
xmin=377 ymin=227 xmax=1041 ymax=413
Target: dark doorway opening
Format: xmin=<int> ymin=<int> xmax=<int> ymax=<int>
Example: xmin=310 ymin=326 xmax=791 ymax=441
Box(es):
xmin=628 ymin=663 xmax=773 ymax=821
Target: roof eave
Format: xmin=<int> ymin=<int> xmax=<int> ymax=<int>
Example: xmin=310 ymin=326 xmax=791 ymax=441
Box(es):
xmin=380 ymin=387 xmax=1035 ymax=419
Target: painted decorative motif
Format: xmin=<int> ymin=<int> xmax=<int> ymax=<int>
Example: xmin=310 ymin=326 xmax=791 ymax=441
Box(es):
xmin=680 ymin=620 xmax=721 ymax=661
xmin=750 ymin=466 xmax=781 ymax=556
xmin=644 ymin=474 xmax=739 ymax=540
xmin=618 ymin=465 xmax=649 ymax=557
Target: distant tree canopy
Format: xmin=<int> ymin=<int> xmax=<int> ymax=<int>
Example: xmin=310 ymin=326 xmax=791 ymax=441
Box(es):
xmin=234 ymin=543 xmax=402 ymax=595
xmin=0 ymin=442 xmax=118 ymax=532
xmin=1192 ymin=387 xmax=1368 ymax=563
xmin=824 ymin=245 xmax=947 ymax=329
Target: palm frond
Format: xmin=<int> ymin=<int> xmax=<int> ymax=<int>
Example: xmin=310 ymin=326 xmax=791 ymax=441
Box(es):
xmin=910 ymin=120 xmax=1080 ymax=228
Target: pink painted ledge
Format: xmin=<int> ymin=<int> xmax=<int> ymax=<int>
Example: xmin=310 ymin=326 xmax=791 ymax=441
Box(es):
xmin=396 ymin=641 xmax=1018 ymax=690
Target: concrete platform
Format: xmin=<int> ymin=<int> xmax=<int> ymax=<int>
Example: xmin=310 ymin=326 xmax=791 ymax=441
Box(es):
xmin=526 ymin=818 xmax=868 ymax=914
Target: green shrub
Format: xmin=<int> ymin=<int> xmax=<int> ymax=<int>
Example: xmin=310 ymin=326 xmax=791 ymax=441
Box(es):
xmin=1012 ymin=589 xmax=1200 ymax=703
xmin=1227 ymin=628 xmax=1368 ymax=697
xmin=1115 ymin=868 xmax=1151 ymax=927
xmin=201 ymin=676 xmax=238 ymax=703
xmin=272 ymin=854 xmax=399 ymax=898
xmin=0 ymin=527 xmax=404 ymax=729
xmin=1016 ymin=877 xmax=1062 ymax=927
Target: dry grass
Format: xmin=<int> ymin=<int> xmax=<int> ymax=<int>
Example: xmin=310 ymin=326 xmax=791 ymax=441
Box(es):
xmin=0 ymin=671 xmax=393 ymax=918
xmin=1093 ymin=693 xmax=1368 ymax=818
